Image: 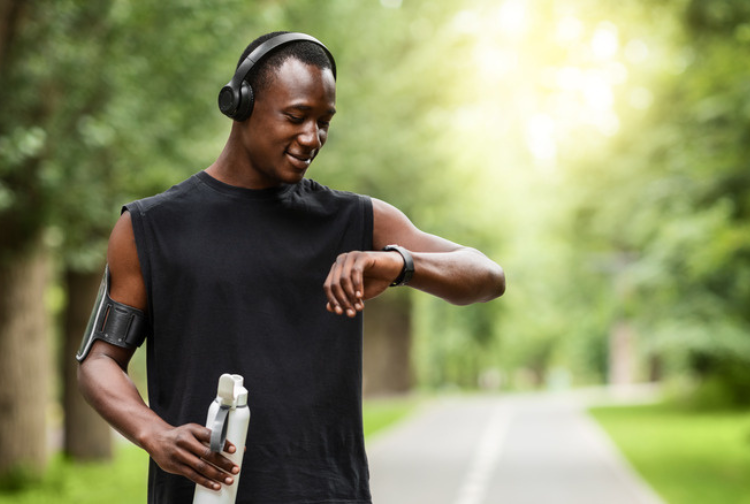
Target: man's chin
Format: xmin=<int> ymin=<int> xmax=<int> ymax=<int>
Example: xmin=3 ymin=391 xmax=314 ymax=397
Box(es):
xmin=282 ymin=169 xmax=307 ymax=184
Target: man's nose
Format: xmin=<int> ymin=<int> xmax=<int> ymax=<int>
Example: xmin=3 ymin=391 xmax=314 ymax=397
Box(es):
xmin=297 ymin=122 xmax=324 ymax=149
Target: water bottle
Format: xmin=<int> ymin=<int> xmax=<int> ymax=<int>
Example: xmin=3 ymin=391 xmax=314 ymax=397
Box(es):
xmin=193 ymin=374 xmax=251 ymax=504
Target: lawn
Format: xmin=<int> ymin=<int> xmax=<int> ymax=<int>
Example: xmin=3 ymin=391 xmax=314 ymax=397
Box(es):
xmin=0 ymin=445 xmax=148 ymax=504
xmin=0 ymin=397 xmax=418 ymax=504
xmin=590 ymin=403 xmax=750 ymax=504
xmin=362 ymin=395 xmax=420 ymax=438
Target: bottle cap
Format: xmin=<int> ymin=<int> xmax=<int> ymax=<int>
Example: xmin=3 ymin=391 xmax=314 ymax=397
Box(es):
xmin=217 ymin=374 xmax=236 ymax=406
xmin=231 ymin=374 xmax=248 ymax=407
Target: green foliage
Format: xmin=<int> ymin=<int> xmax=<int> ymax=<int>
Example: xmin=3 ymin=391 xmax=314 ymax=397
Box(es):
xmin=569 ymin=0 xmax=750 ymax=401
xmin=1 ymin=1 xmax=263 ymax=269
xmin=4 ymin=0 xmax=750 ymax=399
xmin=591 ymin=403 xmax=750 ymax=504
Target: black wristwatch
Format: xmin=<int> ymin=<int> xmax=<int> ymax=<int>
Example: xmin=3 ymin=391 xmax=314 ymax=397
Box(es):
xmin=382 ymin=244 xmax=414 ymax=287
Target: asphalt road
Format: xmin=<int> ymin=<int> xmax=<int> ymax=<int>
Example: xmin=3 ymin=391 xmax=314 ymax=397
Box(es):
xmin=366 ymin=389 xmax=665 ymax=504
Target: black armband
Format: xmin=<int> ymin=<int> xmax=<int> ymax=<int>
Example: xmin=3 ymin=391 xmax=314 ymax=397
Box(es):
xmin=76 ymin=265 xmax=147 ymax=362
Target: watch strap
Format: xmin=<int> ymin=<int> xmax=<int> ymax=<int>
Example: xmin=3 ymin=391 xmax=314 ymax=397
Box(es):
xmin=383 ymin=244 xmax=414 ymax=287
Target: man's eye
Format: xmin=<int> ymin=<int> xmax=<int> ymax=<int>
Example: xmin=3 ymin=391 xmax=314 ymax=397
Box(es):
xmin=287 ymin=114 xmax=304 ymax=123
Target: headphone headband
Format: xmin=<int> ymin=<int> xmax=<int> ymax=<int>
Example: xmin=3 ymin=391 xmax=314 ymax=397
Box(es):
xmin=219 ymin=32 xmax=336 ymax=121
xmin=231 ymin=32 xmax=336 ymax=89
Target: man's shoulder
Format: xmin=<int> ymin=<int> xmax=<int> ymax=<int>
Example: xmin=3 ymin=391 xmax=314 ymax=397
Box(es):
xmin=293 ymin=179 xmax=372 ymax=232
xmin=298 ymin=178 xmax=370 ymax=205
xmin=124 ymin=173 xmax=201 ymax=215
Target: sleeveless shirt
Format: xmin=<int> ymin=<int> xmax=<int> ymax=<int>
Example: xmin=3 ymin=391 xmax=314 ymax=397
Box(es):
xmin=124 ymin=171 xmax=374 ymax=504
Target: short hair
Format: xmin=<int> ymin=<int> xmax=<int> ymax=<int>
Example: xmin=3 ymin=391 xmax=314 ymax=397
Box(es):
xmin=236 ymin=31 xmax=336 ymax=95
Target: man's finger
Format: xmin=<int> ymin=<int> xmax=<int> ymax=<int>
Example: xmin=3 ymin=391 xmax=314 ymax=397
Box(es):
xmin=323 ymin=252 xmax=372 ymax=316
xmin=185 ymin=425 xmax=239 ymax=477
xmin=331 ymin=256 xmax=355 ymax=310
xmin=182 ymin=464 xmax=222 ymax=490
xmin=203 ymin=447 xmax=240 ymax=475
xmin=323 ymin=262 xmax=344 ymax=314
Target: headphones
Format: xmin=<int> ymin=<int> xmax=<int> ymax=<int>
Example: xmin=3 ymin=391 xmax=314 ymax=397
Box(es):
xmin=218 ymin=32 xmax=337 ymax=122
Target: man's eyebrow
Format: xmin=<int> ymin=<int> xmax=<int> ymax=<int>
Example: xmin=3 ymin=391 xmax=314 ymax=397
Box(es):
xmin=288 ymin=104 xmax=337 ymax=115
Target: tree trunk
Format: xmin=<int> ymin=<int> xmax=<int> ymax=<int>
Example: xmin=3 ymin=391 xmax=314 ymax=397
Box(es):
xmin=0 ymin=244 xmax=50 ymax=479
xmin=608 ymin=319 xmax=635 ymax=386
xmin=362 ymin=292 xmax=412 ymax=397
xmin=0 ymin=0 xmax=27 ymax=74
xmin=62 ymin=267 xmax=112 ymax=460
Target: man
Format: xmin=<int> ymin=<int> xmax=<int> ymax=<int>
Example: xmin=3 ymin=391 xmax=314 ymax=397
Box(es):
xmin=78 ymin=31 xmax=505 ymax=503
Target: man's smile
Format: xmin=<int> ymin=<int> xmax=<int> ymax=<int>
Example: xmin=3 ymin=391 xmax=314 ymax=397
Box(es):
xmin=286 ymin=150 xmax=315 ymax=169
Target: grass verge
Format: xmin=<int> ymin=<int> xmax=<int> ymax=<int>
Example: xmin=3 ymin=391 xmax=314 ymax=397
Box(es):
xmin=0 ymin=397 xmax=418 ymax=503
xmin=363 ymin=395 xmax=419 ymax=438
xmin=0 ymin=444 xmax=148 ymax=504
xmin=590 ymin=403 xmax=750 ymax=504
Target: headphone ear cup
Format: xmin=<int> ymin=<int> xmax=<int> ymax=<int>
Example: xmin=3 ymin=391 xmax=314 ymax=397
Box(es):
xmin=234 ymin=82 xmax=255 ymax=122
xmin=218 ymin=85 xmax=238 ymax=118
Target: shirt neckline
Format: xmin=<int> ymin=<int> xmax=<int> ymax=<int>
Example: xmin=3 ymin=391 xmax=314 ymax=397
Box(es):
xmin=195 ymin=170 xmax=297 ymax=200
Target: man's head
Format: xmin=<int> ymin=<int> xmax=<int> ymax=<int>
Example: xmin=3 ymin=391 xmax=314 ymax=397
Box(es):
xmin=218 ymin=31 xmax=336 ymax=122
xmin=223 ymin=33 xmax=337 ymax=189
xmin=239 ymin=31 xmax=336 ymax=95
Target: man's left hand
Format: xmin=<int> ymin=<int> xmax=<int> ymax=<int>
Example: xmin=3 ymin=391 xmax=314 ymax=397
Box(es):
xmin=323 ymin=250 xmax=404 ymax=317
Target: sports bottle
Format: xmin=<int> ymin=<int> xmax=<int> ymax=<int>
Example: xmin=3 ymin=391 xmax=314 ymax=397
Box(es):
xmin=192 ymin=374 xmax=250 ymax=504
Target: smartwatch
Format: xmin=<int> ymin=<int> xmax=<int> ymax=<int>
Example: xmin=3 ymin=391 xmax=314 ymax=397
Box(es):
xmin=382 ymin=244 xmax=414 ymax=287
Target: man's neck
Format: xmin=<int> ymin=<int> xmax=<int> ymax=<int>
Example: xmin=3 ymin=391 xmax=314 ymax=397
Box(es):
xmin=206 ymin=135 xmax=268 ymax=190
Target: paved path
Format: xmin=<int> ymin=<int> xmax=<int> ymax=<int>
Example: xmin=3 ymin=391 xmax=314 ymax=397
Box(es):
xmin=366 ymin=388 xmax=665 ymax=504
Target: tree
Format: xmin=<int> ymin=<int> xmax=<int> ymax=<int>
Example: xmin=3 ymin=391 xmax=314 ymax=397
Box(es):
xmin=0 ymin=0 xmax=245 ymax=468
xmin=560 ymin=0 xmax=750 ymax=403
xmin=0 ymin=0 xmax=54 ymax=481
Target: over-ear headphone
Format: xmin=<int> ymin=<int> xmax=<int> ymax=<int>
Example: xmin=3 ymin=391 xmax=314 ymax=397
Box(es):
xmin=218 ymin=32 xmax=336 ymax=122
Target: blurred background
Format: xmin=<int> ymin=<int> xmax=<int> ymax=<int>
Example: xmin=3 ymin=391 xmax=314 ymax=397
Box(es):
xmin=1 ymin=0 xmax=749 ymax=502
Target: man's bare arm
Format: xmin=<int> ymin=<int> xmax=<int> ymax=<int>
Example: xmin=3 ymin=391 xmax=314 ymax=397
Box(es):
xmin=77 ymin=212 xmax=239 ymax=490
xmin=323 ymin=198 xmax=505 ymax=316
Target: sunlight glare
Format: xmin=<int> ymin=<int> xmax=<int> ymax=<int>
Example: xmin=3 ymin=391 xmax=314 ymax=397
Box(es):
xmin=629 ymin=87 xmax=654 ymax=110
xmin=568 ymin=42 xmax=593 ymax=66
xmin=583 ymin=71 xmax=614 ymax=111
xmin=556 ymin=15 xmax=584 ymax=44
xmin=496 ymin=0 xmax=528 ymax=38
xmin=604 ymin=61 xmax=628 ymax=85
xmin=452 ymin=10 xmax=481 ymax=35
xmin=455 ymin=4 xmax=637 ymax=168
xmin=624 ymin=39 xmax=649 ymax=64
xmin=595 ymin=112 xmax=620 ymax=136
xmin=525 ymin=113 xmax=557 ymax=162
xmin=475 ymin=45 xmax=519 ymax=81
xmin=546 ymin=92 xmax=580 ymax=123
xmin=556 ymin=66 xmax=583 ymax=91
xmin=591 ymin=22 xmax=619 ymax=60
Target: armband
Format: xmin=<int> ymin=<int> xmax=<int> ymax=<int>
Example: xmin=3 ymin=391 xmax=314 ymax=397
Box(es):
xmin=76 ymin=265 xmax=147 ymax=362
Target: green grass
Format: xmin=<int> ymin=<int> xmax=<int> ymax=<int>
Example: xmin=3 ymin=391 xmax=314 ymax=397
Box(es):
xmin=0 ymin=397 xmax=418 ymax=503
xmin=590 ymin=403 xmax=750 ymax=504
xmin=362 ymin=396 xmax=419 ymax=438
xmin=0 ymin=444 xmax=148 ymax=504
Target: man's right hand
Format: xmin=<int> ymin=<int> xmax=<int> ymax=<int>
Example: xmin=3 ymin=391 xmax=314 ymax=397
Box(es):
xmin=80 ymin=339 xmax=242 ymax=491
xmin=142 ymin=422 xmax=240 ymax=490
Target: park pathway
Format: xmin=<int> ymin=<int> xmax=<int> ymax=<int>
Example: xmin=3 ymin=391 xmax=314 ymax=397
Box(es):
xmin=366 ymin=388 xmax=666 ymax=504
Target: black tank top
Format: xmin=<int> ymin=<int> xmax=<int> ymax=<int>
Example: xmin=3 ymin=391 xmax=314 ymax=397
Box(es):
xmin=125 ymin=171 xmax=373 ymax=503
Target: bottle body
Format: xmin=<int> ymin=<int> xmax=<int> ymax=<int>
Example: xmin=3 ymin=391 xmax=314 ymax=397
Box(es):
xmin=193 ymin=374 xmax=250 ymax=504
xmin=222 ymin=402 xmax=250 ymax=484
